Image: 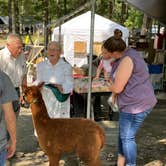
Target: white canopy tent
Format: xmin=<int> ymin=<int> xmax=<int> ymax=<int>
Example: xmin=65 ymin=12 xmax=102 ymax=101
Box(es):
xmin=52 ymin=11 xmax=129 ymax=67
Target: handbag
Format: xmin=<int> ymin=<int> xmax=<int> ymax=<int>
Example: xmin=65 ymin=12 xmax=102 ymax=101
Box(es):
xmin=107 ymin=94 xmax=119 ymax=112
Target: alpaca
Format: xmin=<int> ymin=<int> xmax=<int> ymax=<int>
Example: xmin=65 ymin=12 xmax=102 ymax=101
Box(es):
xmin=23 ymin=86 xmax=105 ymax=166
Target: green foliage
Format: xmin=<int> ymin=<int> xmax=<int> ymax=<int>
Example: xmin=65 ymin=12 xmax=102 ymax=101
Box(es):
xmin=96 ymin=0 xmax=110 ymax=18
xmin=0 ymin=0 xmax=144 ymax=31
xmin=111 ymin=0 xmax=123 ymax=23
xmin=19 ymin=0 xmax=44 ymax=23
xmin=95 ymin=0 xmax=143 ymax=30
xmin=124 ymin=7 xmax=143 ymax=29
xmin=0 ymin=0 xmax=8 ymax=16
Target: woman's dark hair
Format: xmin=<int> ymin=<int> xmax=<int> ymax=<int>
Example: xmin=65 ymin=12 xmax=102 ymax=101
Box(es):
xmin=102 ymin=36 xmax=126 ymax=53
xmin=114 ymin=29 xmax=123 ymax=38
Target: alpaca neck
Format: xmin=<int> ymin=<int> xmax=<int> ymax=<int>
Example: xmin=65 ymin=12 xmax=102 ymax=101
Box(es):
xmin=30 ymin=100 xmax=49 ymax=120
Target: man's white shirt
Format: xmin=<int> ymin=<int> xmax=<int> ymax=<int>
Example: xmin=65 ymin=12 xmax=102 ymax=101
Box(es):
xmin=0 ymin=47 xmax=26 ymax=87
xmin=36 ymin=58 xmax=73 ymax=94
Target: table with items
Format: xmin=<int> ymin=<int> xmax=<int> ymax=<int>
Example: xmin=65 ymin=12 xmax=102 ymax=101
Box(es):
xmin=71 ymin=77 xmax=112 ymax=120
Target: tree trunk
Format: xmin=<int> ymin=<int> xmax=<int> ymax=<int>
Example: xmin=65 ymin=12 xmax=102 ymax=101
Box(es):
xmin=12 ymin=0 xmax=16 ymax=33
xmin=43 ymin=0 xmax=49 ymax=48
xmin=109 ymin=0 xmax=114 ymax=19
xmin=13 ymin=0 xmax=20 ymax=34
xmin=64 ymin=0 xmax=67 ymax=15
xmin=8 ymin=0 xmax=12 ymax=33
xmin=121 ymin=1 xmax=127 ymax=25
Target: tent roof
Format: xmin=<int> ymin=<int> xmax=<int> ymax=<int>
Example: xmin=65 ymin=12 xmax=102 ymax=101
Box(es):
xmin=53 ymin=11 xmax=129 ymax=37
xmin=126 ymin=0 xmax=166 ymax=25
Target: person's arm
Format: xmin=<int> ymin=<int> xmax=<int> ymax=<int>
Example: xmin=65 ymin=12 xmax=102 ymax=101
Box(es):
xmin=103 ymin=70 xmax=110 ymax=81
xmin=21 ymin=74 xmax=27 ymax=92
xmin=20 ymin=74 xmax=27 ymax=104
xmin=21 ymin=54 xmax=28 ymax=87
xmin=32 ymin=63 xmax=44 ymax=86
xmin=93 ymin=60 xmax=103 ymax=80
xmin=62 ymin=64 xmax=74 ymax=94
xmin=109 ymin=56 xmax=133 ymax=94
xmin=2 ymin=102 xmax=16 ymax=159
xmin=21 ymin=74 xmax=27 ymax=86
xmin=36 ymin=63 xmax=43 ymax=83
xmin=94 ymin=67 xmax=102 ymax=80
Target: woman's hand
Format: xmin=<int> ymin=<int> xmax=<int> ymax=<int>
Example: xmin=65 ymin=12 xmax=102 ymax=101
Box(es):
xmin=109 ymin=79 xmax=113 ymax=84
xmin=93 ymin=76 xmax=99 ymax=81
xmin=53 ymin=84 xmax=63 ymax=93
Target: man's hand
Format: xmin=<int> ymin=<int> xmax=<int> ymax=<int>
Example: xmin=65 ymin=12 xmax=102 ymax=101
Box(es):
xmin=2 ymin=102 xmax=17 ymax=159
xmin=6 ymin=139 xmax=16 ymax=159
xmin=19 ymin=94 xmax=25 ymax=105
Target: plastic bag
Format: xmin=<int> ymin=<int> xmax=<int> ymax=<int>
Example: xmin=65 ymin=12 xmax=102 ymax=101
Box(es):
xmin=107 ymin=94 xmax=119 ymax=112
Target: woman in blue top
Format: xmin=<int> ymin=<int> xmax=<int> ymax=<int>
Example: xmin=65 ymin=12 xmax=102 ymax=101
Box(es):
xmin=102 ymin=36 xmax=157 ymax=166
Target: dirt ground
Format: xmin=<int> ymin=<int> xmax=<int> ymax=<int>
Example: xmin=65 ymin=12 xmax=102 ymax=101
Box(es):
xmin=7 ymin=99 xmax=166 ymax=166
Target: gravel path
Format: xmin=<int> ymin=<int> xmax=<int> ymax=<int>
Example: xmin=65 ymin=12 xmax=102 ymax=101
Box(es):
xmin=7 ymin=101 xmax=166 ymax=166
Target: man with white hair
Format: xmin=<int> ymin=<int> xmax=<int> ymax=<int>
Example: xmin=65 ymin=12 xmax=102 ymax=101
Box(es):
xmin=35 ymin=41 xmax=73 ymax=118
xmin=0 ymin=33 xmax=27 ymax=116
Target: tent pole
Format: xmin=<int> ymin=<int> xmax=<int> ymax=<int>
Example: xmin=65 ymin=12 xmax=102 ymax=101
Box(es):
xmin=86 ymin=0 xmax=95 ymax=119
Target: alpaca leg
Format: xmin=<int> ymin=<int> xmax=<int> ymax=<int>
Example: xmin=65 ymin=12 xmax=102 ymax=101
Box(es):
xmin=79 ymin=152 xmax=101 ymax=166
xmin=85 ymin=157 xmax=101 ymax=166
xmin=77 ymin=144 xmax=102 ymax=166
xmin=48 ymin=154 xmax=60 ymax=166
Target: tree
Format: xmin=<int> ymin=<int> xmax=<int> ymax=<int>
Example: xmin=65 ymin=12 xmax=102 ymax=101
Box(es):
xmin=8 ymin=0 xmax=12 ymax=32
xmin=13 ymin=0 xmax=20 ymax=33
xmin=0 ymin=0 xmax=8 ymax=16
xmin=124 ymin=7 xmax=143 ymax=30
xmin=64 ymin=0 xmax=67 ymax=15
xmin=43 ymin=0 xmax=49 ymax=47
xmin=7 ymin=0 xmax=20 ymax=34
xmin=109 ymin=0 xmax=114 ymax=19
xmin=0 ymin=0 xmax=146 ymax=38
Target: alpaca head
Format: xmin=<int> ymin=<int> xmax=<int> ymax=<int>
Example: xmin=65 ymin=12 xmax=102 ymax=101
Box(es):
xmin=23 ymin=86 xmax=42 ymax=104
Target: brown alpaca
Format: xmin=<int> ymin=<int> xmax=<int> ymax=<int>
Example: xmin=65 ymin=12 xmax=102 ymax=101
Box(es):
xmin=23 ymin=86 xmax=105 ymax=166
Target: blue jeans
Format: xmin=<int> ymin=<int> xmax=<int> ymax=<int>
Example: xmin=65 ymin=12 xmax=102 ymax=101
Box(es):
xmin=0 ymin=148 xmax=7 ymax=166
xmin=118 ymin=108 xmax=152 ymax=166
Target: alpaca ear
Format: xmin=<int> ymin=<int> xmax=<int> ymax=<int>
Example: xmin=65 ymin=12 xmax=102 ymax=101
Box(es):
xmin=22 ymin=84 xmax=28 ymax=93
xmin=37 ymin=82 xmax=45 ymax=89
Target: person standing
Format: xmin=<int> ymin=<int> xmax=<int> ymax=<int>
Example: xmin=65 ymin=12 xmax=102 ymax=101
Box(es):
xmin=34 ymin=41 xmax=73 ymax=118
xmin=102 ymin=36 xmax=157 ymax=166
xmin=93 ymin=54 xmax=115 ymax=81
xmin=0 ymin=70 xmax=18 ymax=165
xmin=0 ymin=33 xmax=27 ymax=116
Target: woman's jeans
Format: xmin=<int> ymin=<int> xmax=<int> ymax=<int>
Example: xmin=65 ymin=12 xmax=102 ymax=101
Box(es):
xmin=0 ymin=148 xmax=7 ymax=166
xmin=118 ymin=108 xmax=152 ymax=166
